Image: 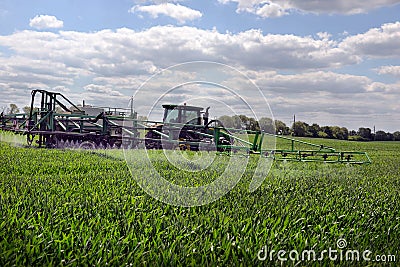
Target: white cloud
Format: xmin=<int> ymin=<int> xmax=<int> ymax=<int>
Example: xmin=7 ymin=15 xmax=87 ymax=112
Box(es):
xmin=255 ymin=2 xmax=288 ymax=18
xmin=84 ymin=84 xmax=124 ymax=96
xmin=0 ymin=23 xmax=399 ymax=130
xmin=317 ymin=32 xmax=332 ymax=40
xmin=29 ymin=15 xmax=64 ymax=30
xmin=218 ymin=0 xmax=290 ymax=18
xmin=0 ymin=25 xmax=393 ymax=76
xmin=218 ymin=0 xmax=400 ymax=17
xmin=340 ymin=22 xmax=400 ymax=58
xmin=0 ymin=26 xmax=359 ymax=72
xmin=289 ymin=0 xmax=400 ymax=14
xmin=130 ymin=3 xmax=202 ymax=24
xmin=52 ymin=85 xmax=70 ymax=93
xmin=376 ymin=65 xmax=400 ymax=78
xmin=253 ymin=71 xmax=374 ymax=94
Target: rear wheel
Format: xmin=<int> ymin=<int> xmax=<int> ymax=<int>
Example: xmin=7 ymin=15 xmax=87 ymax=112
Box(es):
xmin=145 ymin=130 xmax=162 ymax=149
xmin=79 ymin=141 xmax=97 ymax=150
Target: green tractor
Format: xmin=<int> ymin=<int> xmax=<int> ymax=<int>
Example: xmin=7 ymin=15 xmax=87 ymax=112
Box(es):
xmin=144 ymin=104 xmax=233 ymax=151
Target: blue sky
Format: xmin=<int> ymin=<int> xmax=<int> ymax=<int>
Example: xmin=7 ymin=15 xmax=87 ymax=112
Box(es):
xmin=1 ymin=1 xmax=399 ymax=35
xmin=0 ymin=0 xmax=399 ymax=131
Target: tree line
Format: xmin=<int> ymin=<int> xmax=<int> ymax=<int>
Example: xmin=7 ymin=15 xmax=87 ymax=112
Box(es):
xmin=1 ymin=104 xmax=38 ymax=115
xmin=1 ymin=103 xmax=64 ymax=116
xmin=218 ymin=115 xmax=400 ymax=142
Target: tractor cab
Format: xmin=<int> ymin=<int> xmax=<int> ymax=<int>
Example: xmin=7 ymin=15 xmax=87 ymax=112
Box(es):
xmin=162 ymin=104 xmax=207 ymax=126
xmin=145 ymin=104 xmax=211 ymax=150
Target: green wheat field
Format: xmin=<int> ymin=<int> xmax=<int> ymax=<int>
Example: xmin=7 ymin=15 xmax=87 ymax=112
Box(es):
xmin=0 ymin=133 xmax=399 ymax=266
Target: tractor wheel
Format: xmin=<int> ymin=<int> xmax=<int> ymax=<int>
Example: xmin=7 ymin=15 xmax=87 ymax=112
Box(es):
xmin=79 ymin=141 xmax=97 ymax=150
xmin=145 ymin=131 xmax=161 ymax=149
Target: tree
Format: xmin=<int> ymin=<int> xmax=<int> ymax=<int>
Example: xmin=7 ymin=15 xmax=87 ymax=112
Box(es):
xmin=330 ymin=126 xmax=348 ymax=140
xmin=308 ymin=123 xmax=321 ymax=138
xmin=232 ymin=115 xmax=243 ymax=129
xmin=238 ymin=115 xmax=249 ymax=126
xmin=349 ymin=130 xmax=357 ymax=136
xmin=218 ymin=115 xmax=234 ymax=128
xmin=321 ymin=126 xmax=333 ymax=139
xmin=23 ymin=106 xmax=31 ymax=114
xmin=358 ymin=127 xmax=372 ymax=140
xmin=247 ymin=117 xmax=260 ymax=131
xmin=318 ymin=131 xmax=329 ymax=138
xmin=218 ymin=115 xmax=258 ymax=130
xmin=375 ymin=130 xmax=385 ymax=141
xmin=23 ymin=106 xmax=39 ymax=116
xmin=275 ymin=120 xmax=289 ymax=135
xmin=331 ymin=126 xmax=341 ymax=139
xmin=9 ymin=104 xmax=19 ymax=114
xmin=375 ymin=130 xmax=389 ymax=141
xmin=340 ymin=127 xmax=349 ymax=140
xmin=259 ymin=117 xmax=275 ymax=133
xmin=292 ymin=121 xmax=308 ymax=137
xmin=386 ymin=132 xmax=394 ymax=141
xmin=231 ymin=115 xmax=253 ymax=130
xmin=393 ymin=131 xmax=400 ymax=141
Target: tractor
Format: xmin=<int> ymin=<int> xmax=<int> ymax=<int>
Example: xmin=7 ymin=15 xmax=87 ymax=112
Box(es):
xmin=144 ymin=104 xmax=233 ymax=151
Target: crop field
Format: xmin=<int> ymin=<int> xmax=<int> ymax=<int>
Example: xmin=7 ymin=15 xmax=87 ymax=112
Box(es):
xmin=0 ymin=134 xmax=399 ymax=266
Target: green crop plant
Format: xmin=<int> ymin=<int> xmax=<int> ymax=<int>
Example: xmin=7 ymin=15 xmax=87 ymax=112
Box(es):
xmin=0 ymin=139 xmax=399 ymax=266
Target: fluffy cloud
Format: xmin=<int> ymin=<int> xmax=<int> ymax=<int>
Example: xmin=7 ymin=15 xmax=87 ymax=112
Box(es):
xmin=0 ymin=23 xmax=399 ymax=130
xmin=289 ymin=0 xmax=400 ymax=14
xmin=0 ymin=25 xmax=396 ymax=91
xmin=130 ymin=3 xmax=202 ymax=24
xmin=29 ymin=15 xmax=64 ymax=30
xmin=0 ymin=26 xmax=359 ymax=73
xmin=376 ymin=65 xmax=400 ymax=78
xmin=218 ymin=0 xmax=400 ymax=17
xmin=255 ymin=3 xmax=288 ymax=18
xmin=340 ymin=22 xmax=400 ymax=58
xmin=84 ymin=84 xmax=124 ymax=96
xmin=253 ymin=71 xmax=374 ymax=94
xmin=0 ymin=24 xmax=396 ymax=82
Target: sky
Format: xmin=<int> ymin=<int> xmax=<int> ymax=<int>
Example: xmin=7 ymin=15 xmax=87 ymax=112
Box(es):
xmin=0 ymin=0 xmax=399 ymax=132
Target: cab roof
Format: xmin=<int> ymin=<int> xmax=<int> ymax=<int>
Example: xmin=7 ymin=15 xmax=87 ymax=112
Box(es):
xmin=162 ymin=104 xmax=203 ymax=111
